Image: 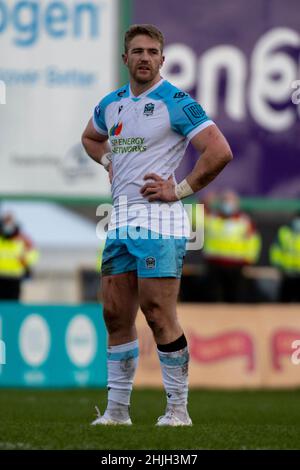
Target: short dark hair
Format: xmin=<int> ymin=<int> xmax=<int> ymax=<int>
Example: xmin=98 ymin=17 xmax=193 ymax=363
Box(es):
xmin=124 ymin=24 xmax=164 ymax=53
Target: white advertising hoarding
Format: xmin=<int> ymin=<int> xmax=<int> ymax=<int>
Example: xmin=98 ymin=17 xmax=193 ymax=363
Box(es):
xmin=0 ymin=0 xmax=118 ymax=198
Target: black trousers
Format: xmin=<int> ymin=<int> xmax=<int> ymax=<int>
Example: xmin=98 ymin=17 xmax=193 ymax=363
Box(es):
xmin=279 ymin=276 xmax=300 ymax=302
xmin=0 ymin=277 xmax=21 ymax=300
xmin=207 ymin=263 xmax=245 ymax=303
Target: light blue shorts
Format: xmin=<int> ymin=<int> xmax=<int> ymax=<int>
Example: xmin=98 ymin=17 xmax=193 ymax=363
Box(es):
xmin=101 ymin=226 xmax=187 ymax=278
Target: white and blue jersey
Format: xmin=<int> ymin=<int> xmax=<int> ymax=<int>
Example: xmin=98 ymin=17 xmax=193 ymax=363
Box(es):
xmin=93 ymin=78 xmax=214 ymax=238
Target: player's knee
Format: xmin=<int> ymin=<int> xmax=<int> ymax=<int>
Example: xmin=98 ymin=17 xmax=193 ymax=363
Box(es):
xmin=140 ymin=301 xmax=165 ymax=332
xmin=146 ymin=319 xmax=165 ymax=338
xmin=103 ymin=307 xmax=123 ymax=335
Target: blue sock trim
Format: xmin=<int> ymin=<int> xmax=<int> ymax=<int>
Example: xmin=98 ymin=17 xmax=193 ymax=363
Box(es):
xmin=107 ymin=347 xmax=139 ymax=361
xmin=158 ymin=351 xmax=189 ymax=366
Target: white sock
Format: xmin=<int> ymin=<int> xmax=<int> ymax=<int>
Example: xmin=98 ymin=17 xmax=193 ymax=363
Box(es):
xmin=106 ymin=339 xmax=139 ymax=409
xmin=157 ymin=345 xmax=189 ymax=407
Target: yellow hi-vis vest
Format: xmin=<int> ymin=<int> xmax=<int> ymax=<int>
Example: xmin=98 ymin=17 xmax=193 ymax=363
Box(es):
xmin=203 ymin=214 xmax=261 ymax=264
xmin=270 ymin=226 xmax=300 ymax=273
xmin=96 ymin=249 xmax=103 ymax=273
xmin=0 ymin=237 xmax=38 ymax=278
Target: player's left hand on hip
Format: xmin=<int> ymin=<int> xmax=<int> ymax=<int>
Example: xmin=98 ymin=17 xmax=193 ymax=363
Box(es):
xmin=140 ymin=173 xmax=177 ymax=202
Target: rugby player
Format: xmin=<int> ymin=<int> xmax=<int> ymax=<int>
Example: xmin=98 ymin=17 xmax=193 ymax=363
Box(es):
xmin=82 ymin=24 xmax=232 ymax=426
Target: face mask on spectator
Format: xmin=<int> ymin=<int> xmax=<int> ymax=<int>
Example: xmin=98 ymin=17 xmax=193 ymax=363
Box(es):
xmin=2 ymin=223 xmax=17 ymax=237
xmin=221 ymin=202 xmax=236 ymax=216
xmin=291 ymin=218 xmax=300 ymax=233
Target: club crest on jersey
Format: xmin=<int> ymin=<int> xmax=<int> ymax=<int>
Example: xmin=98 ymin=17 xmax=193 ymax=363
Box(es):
xmin=145 ymin=256 xmax=156 ymax=269
xmin=143 ymin=103 xmax=155 ymax=116
xmin=109 ymin=121 xmax=123 ymax=136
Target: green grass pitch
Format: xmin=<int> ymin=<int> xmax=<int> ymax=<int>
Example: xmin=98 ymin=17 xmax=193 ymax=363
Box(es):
xmin=0 ymin=388 xmax=299 ymax=450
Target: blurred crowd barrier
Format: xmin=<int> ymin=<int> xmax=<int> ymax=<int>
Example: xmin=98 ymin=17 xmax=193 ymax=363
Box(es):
xmin=1 ymin=302 xmax=299 ymax=389
xmin=0 ymin=303 xmax=106 ymax=387
xmin=135 ymin=305 xmax=300 ymax=389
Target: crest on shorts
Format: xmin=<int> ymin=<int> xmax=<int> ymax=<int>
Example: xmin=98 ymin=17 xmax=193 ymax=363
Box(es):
xmin=145 ymin=256 xmax=156 ymax=269
xmin=143 ymin=103 xmax=155 ymax=116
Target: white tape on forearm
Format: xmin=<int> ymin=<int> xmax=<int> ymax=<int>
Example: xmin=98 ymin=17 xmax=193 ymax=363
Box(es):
xmin=100 ymin=152 xmax=112 ymax=171
xmin=174 ymin=179 xmax=194 ymax=200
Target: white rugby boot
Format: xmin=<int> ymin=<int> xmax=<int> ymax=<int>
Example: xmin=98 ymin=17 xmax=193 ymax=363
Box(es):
xmin=91 ymin=406 xmax=132 ymax=426
xmin=156 ymin=405 xmax=192 ymax=427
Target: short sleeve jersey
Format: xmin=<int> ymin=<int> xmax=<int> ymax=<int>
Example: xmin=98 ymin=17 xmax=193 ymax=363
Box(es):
xmin=93 ymin=78 xmax=214 ymax=237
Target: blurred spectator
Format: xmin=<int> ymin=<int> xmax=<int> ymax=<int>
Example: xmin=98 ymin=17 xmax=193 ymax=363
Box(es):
xmin=189 ymin=190 xmax=219 ymax=235
xmin=203 ymin=191 xmax=261 ymax=302
xmin=202 ymin=191 xmax=219 ymax=216
xmin=0 ymin=213 xmax=39 ymax=300
xmin=270 ymin=213 xmax=300 ymax=302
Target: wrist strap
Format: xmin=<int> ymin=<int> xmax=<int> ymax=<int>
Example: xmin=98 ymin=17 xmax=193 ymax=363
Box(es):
xmin=100 ymin=152 xmax=112 ymax=171
xmin=175 ymin=179 xmax=194 ymax=200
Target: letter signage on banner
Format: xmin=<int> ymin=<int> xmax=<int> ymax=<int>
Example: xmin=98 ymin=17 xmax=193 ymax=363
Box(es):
xmin=134 ymin=0 xmax=300 ymax=197
xmin=0 ymin=0 xmax=118 ymax=198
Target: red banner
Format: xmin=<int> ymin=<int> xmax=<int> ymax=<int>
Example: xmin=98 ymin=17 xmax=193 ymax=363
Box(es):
xmin=189 ymin=331 xmax=254 ymax=371
xmin=134 ymin=305 xmax=300 ymax=388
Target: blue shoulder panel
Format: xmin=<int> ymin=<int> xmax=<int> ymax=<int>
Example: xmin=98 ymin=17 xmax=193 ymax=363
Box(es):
xmin=148 ymin=81 xmax=210 ymax=137
xmin=93 ymin=84 xmax=129 ymax=134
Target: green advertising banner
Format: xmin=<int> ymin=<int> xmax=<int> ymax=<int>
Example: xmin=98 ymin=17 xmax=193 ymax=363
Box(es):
xmin=0 ymin=303 xmax=107 ymax=387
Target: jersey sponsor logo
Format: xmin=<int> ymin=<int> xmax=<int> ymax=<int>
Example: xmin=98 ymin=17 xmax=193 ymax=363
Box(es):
xmin=183 ymin=102 xmax=206 ymax=125
xmin=173 ymin=92 xmax=188 ymax=99
xmin=143 ymin=102 xmax=155 ymax=116
xmin=117 ymin=89 xmax=126 ymax=97
xmin=145 ymin=256 xmax=156 ymax=269
xmin=109 ymin=121 xmax=123 ymax=136
xmin=110 ymin=136 xmax=147 ymax=153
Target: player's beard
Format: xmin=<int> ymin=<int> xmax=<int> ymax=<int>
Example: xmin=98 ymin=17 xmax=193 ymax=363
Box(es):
xmin=130 ymin=63 xmax=160 ymax=85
